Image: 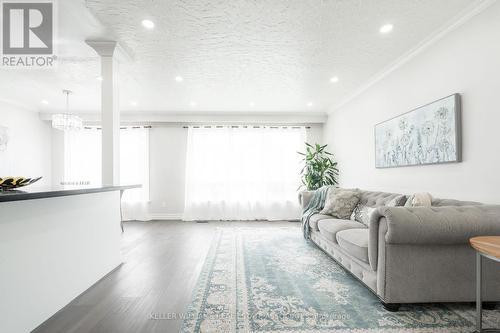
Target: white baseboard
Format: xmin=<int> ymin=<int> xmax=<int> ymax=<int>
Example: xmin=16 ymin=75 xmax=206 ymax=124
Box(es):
xmin=149 ymin=213 xmax=183 ymax=221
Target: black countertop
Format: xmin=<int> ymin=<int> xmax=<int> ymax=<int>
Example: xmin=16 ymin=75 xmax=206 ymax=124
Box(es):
xmin=0 ymin=184 xmax=141 ymax=203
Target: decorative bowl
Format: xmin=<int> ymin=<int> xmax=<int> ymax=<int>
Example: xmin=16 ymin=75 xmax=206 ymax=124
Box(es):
xmin=0 ymin=177 xmax=42 ymax=190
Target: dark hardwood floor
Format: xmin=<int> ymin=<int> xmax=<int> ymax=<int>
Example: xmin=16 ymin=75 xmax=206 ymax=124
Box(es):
xmin=33 ymin=220 xmax=296 ymax=333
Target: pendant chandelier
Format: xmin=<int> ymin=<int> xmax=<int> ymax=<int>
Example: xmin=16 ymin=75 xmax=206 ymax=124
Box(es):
xmin=52 ymin=89 xmax=83 ymax=131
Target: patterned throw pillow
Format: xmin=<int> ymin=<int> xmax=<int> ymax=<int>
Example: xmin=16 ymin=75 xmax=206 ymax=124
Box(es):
xmin=320 ymin=188 xmax=361 ymax=219
xmin=404 ymin=194 xmax=415 ymax=207
xmin=386 ymin=195 xmax=407 ymax=207
xmin=350 ymin=204 xmax=377 ymax=227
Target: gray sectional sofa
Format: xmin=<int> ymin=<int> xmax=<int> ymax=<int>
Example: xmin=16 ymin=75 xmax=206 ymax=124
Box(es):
xmin=299 ymin=189 xmax=500 ymax=311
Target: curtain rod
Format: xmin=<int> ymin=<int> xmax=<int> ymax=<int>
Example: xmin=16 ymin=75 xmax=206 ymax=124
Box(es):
xmin=83 ymin=126 xmax=152 ymax=130
xmin=181 ymin=125 xmax=311 ymax=129
xmin=82 ymin=125 xmax=309 ymax=130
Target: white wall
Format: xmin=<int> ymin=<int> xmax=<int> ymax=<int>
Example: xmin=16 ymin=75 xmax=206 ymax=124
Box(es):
xmin=324 ymin=2 xmax=500 ymax=204
xmin=148 ymin=123 xmax=323 ymax=219
xmin=0 ymin=102 xmax=52 ymax=186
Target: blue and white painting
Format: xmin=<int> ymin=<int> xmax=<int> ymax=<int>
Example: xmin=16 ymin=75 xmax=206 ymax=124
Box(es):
xmin=375 ymin=94 xmax=461 ymax=168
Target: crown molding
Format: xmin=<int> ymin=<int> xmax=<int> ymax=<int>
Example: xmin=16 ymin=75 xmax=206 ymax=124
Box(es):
xmin=329 ymin=0 xmax=497 ymax=114
xmin=38 ymin=111 xmax=328 ymax=124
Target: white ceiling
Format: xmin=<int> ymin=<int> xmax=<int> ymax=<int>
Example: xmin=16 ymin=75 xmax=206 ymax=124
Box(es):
xmin=0 ymin=0 xmax=484 ymax=114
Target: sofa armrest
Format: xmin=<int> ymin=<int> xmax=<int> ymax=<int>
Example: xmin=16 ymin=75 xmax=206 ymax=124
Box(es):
xmin=367 ymin=205 xmax=500 ymax=271
xmin=377 ymin=205 xmax=500 ymax=245
xmin=298 ymin=191 xmax=315 ymax=210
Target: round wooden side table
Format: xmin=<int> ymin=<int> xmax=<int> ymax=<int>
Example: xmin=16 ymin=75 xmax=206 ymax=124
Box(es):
xmin=470 ymin=236 xmax=500 ymax=333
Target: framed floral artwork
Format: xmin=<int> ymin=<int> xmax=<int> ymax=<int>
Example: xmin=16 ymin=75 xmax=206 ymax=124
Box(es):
xmin=375 ymin=94 xmax=462 ymax=168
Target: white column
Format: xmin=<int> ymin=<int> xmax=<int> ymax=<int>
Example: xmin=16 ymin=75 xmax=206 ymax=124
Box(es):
xmin=86 ymin=41 xmax=120 ymax=185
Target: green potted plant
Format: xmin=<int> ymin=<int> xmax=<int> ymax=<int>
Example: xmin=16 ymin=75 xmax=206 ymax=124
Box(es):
xmin=298 ymin=143 xmax=339 ymax=191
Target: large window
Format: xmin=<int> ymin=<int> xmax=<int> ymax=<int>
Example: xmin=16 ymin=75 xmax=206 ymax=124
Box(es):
xmin=119 ymin=128 xmax=150 ymax=203
xmin=64 ymin=128 xmax=102 ymax=185
xmin=183 ymin=126 xmax=305 ymax=221
xmin=63 ymin=127 xmax=150 ymax=220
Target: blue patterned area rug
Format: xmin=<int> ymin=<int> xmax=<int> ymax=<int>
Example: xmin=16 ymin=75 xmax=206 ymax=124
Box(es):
xmin=181 ymin=226 xmax=499 ymax=332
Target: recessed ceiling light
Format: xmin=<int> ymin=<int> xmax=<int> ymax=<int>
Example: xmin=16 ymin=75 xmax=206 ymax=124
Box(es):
xmin=142 ymin=19 xmax=155 ymax=30
xmin=330 ymin=76 xmax=339 ymax=83
xmin=307 ymin=102 xmax=313 ymax=107
xmin=130 ymin=101 xmax=138 ymax=107
xmin=41 ymin=100 xmax=49 ymax=105
xmin=379 ymin=24 xmax=393 ymax=34
xmin=249 ymin=102 xmax=255 ymax=107
xmin=97 ymin=76 xmax=103 ymax=81
xmin=175 ymin=76 xmax=183 ymax=82
xmin=190 ymin=101 xmax=197 ymax=107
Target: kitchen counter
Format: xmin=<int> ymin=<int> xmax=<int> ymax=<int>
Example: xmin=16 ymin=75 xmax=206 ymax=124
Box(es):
xmin=0 ymin=184 xmax=140 ymax=202
xmin=0 ymin=184 xmax=140 ymax=333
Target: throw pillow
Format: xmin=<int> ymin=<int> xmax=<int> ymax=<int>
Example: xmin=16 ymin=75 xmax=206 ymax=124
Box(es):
xmin=350 ymin=204 xmax=376 ymax=227
xmin=320 ymin=188 xmax=360 ymax=219
xmin=404 ymin=194 xmax=415 ymax=207
xmin=386 ymin=195 xmax=407 ymax=207
xmin=412 ymin=192 xmax=432 ymax=206
xmin=404 ymin=192 xmax=432 ymax=207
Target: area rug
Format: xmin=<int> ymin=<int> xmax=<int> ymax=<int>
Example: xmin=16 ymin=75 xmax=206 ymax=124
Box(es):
xmin=181 ymin=226 xmax=499 ymax=332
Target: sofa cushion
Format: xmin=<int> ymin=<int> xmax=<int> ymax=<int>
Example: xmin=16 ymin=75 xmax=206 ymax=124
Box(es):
xmin=336 ymin=229 xmax=369 ymax=263
xmin=308 ymin=214 xmax=333 ymax=231
xmin=309 ymin=214 xmax=332 ymax=231
xmin=317 ymin=219 xmax=365 ymax=243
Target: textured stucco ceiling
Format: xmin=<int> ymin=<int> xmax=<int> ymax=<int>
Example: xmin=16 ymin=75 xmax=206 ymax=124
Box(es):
xmin=0 ymin=0 xmax=482 ymax=114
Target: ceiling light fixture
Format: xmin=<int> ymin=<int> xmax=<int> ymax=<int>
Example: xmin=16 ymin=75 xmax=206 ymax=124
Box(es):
xmin=41 ymin=100 xmax=49 ymax=105
xmin=190 ymin=101 xmax=197 ymax=107
xmin=379 ymin=23 xmax=393 ymax=34
xmin=130 ymin=101 xmax=138 ymax=107
xmin=97 ymin=76 xmax=103 ymax=81
xmin=52 ymin=90 xmax=83 ymax=132
xmin=141 ymin=19 xmax=155 ymax=29
xmin=249 ymin=102 xmax=255 ymax=107
xmin=307 ymin=102 xmax=313 ymax=107
xmin=330 ymin=76 xmax=339 ymax=83
xmin=175 ymin=76 xmax=183 ymax=82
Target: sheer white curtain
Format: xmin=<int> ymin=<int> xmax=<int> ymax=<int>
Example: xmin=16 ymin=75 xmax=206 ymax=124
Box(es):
xmin=64 ymin=127 xmax=151 ymax=221
xmin=120 ymin=128 xmax=151 ymax=221
xmin=183 ymin=126 xmax=305 ymax=221
xmin=64 ymin=128 xmax=101 ymax=185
